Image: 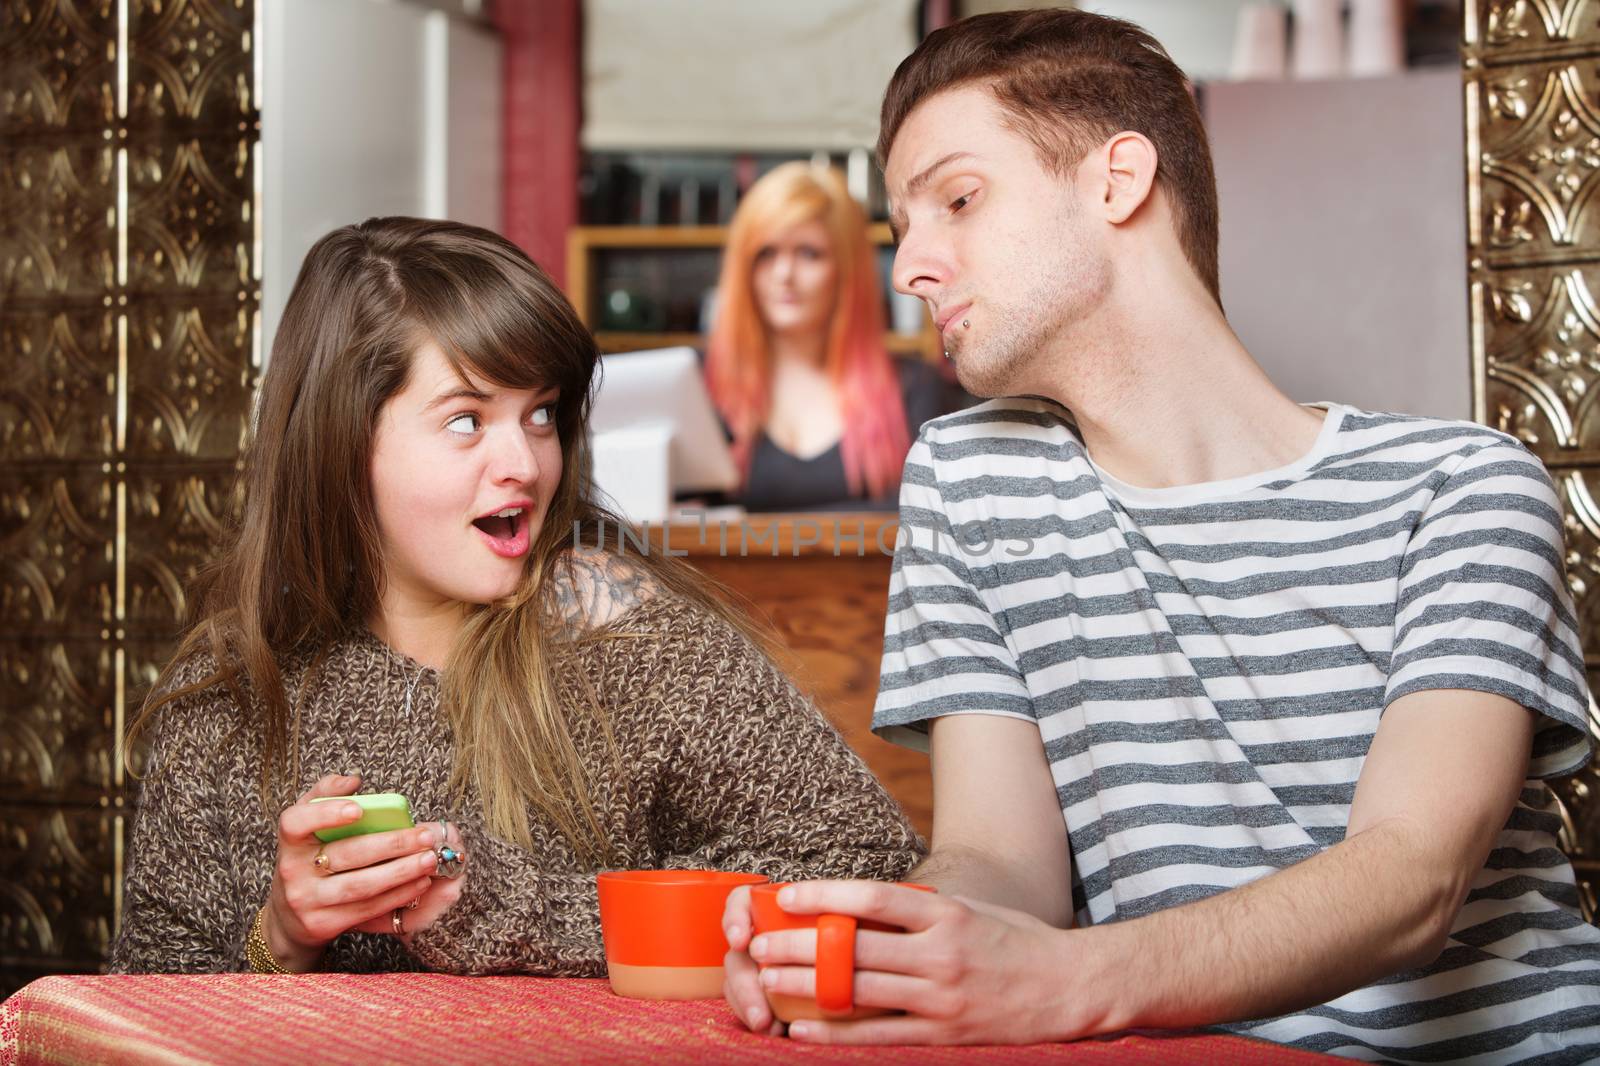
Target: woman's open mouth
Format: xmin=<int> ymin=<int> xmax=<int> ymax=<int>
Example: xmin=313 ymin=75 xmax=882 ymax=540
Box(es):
xmin=471 ymin=506 xmax=532 ymax=559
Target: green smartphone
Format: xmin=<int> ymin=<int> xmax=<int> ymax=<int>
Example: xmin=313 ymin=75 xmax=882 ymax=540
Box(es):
xmin=310 ymin=792 xmax=415 ymax=843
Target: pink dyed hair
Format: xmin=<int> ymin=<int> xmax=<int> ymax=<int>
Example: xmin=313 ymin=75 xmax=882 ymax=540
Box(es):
xmin=705 ymin=162 xmax=910 ymax=500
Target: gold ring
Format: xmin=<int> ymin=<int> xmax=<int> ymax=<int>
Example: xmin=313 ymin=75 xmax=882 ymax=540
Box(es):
xmin=391 ymin=907 xmax=405 ymax=935
xmin=312 ymin=847 xmax=331 ymax=875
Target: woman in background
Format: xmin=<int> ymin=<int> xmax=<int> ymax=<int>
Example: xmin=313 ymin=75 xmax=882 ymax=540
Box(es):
xmin=705 ymin=163 xmax=949 ymax=512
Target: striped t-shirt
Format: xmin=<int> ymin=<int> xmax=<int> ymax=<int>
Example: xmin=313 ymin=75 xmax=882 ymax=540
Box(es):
xmin=873 ymin=398 xmax=1600 ymax=1063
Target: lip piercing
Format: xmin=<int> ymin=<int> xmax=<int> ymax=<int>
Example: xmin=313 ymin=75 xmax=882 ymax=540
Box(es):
xmin=963 ymin=319 xmax=970 ymax=328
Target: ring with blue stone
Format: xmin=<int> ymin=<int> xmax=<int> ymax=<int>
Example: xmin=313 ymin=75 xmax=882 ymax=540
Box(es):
xmin=432 ymin=819 xmax=465 ymax=879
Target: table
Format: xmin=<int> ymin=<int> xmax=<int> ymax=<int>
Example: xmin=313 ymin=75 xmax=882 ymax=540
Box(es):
xmin=0 ymin=974 xmax=1341 ymax=1065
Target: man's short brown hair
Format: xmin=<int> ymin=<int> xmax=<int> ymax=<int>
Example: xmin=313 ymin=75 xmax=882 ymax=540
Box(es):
xmin=878 ymin=9 xmax=1221 ymax=305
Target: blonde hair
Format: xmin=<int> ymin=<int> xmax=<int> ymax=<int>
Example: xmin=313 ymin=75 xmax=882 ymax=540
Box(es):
xmin=705 ymin=163 xmax=910 ymax=498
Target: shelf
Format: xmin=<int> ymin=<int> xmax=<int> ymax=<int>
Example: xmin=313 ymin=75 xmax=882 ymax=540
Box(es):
xmin=596 ymin=330 xmax=934 ymax=357
xmin=569 ymin=225 xmax=730 ymax=249
xmin=594 ymin=332 xmax=702 ymax=354
xmin=569 ymin=224 xmax=939 ymax=361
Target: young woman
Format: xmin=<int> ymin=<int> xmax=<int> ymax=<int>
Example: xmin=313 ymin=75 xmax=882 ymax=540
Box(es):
xmin=705 ymin=163 xmax=949 ymax=512
xmin=110 ymin=217 xmax=922 ymax=975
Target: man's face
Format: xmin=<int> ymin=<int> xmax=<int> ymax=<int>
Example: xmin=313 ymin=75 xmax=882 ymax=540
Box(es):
xmin=885 ymin=85 xmax=1110 ymax=397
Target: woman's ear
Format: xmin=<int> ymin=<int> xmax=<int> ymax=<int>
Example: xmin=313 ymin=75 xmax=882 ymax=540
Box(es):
xmin=1098 ymin=131 xmax=1159 ymax=225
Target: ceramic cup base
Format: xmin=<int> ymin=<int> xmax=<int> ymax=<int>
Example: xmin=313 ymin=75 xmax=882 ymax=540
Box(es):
xmin=765 ymin=992 xmax=891 ymax=1024
xmin=605 ymin=961 xmax=725 ymax=1000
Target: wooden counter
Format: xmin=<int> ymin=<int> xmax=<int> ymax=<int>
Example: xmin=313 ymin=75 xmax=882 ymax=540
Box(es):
xmin=623 ymin=513 xmax=932 ymax=839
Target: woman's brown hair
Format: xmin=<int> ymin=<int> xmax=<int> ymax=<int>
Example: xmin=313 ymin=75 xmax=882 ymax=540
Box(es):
xmin=128 ymin=216 xmax=768 ymax=860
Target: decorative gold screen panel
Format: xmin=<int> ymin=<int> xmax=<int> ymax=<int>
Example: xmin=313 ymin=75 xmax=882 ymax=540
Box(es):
xmin=1466 ymin=0 xmax=1600 ymax=916
xmin=0 ymin=0 xmax=256 ymax=994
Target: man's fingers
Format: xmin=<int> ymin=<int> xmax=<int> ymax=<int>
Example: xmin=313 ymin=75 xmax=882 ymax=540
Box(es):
xmin=757 ymin=964 xmax=936 ymax=1014
xmin=722 ymin=884 xmax=756 ymax=950
xmin=847 ymin=928 xmax=927 ymax=974
xmin=748 ymin=927 xmax=817 ymax=967
xmin=722 ymin=945 xmax=772 ymax=1032
xmin=787 ymin=1015 xmax=947 ymax=1046
xmin=775 ymin=881 xmax=945 ymax=933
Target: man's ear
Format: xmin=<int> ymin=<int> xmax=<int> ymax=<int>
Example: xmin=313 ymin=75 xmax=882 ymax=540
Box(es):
xmin=1097 ymin=131 xmax=1158 ymax=225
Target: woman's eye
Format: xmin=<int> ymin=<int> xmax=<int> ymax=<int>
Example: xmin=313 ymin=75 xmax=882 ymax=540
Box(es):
xmin=445 ymin=413 xmax=480 ymax=435
xmin=798 ymin=246 xmax=823 ymax=261
xmin=951 ymin=192 xmax=974 ymax=213
xmin=529 ymin=403 xmax=557 ymax=427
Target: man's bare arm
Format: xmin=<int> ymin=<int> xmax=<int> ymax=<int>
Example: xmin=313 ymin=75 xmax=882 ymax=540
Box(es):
xmin=911 ymin=714 xmax=1075 ymax=926
xmin=1087 ymin=687 xmax=1532 ymax=1029
xmin=756 ymin=689 xmax=1534 ymax=1046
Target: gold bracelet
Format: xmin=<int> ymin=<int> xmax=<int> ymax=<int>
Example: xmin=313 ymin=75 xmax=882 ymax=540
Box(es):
xmin=245 ymin=905 xmax=293 ymax=974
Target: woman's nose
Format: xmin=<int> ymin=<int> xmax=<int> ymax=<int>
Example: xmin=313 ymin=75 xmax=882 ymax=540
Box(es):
xmin=491 ymin=426 xmax=538 ymax=485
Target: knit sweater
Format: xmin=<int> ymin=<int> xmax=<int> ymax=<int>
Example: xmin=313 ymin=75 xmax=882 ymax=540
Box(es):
xmin=110 ymin=587 xmax=924 ymax=975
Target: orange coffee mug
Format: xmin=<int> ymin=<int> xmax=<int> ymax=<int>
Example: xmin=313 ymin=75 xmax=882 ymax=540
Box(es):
xmin=596 ymin=870 xmax=768 ymax=1000
xmin=748 ymin=881 xmax=935 ymax=1022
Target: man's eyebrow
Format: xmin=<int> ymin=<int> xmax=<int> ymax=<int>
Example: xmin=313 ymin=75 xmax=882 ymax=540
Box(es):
xmin=422 ymin=384 xmax=493 ymax=412
xmin=906 ymin=151 xmax=976 ymax=198
xmin=888 ymin=151 xmax=977 ymax=242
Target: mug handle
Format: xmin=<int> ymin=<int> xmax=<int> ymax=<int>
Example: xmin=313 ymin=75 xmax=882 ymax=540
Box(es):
xmin=814 ymin=914 xmax=857 ymax=1013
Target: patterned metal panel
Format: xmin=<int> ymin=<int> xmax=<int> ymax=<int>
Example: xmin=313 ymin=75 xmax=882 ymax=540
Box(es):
xmin=1468 ymin=0 xmax=1600 ymax=917
xmin=0 ymin=0 xmax=256 ymax=994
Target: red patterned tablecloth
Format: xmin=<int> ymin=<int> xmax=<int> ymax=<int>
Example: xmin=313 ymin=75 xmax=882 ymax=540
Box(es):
xmin=0 ymin=974 xmax=1340 ymax=1065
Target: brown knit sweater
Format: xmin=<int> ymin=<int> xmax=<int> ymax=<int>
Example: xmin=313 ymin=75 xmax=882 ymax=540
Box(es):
xmin=110 ymin=589 xmax=924 ymax=975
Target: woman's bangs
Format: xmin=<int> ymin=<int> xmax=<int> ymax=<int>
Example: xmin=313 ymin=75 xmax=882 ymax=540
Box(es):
xmin=752 ymin=197 xmax=829 ymax=250
xmin=421 ymin=297 xmax=584 ymax=401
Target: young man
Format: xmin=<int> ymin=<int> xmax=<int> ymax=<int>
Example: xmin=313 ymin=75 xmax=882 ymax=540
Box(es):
xmin=721 ymin=9 xmax=1600 ymax=1061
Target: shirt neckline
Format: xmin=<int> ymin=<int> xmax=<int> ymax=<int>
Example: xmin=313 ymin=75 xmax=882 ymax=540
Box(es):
xmin=1084 ymin=402 xmax=1347 ymax=507
xmin=758 ymin=431 xmax=843 ymax=464
xmin=356 ymin=627 xmax=441 ymax=681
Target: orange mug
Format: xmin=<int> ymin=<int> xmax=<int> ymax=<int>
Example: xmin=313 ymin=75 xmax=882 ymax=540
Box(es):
xmin=596 ymin=870 xmax=768 ymax=1000
xmin=748 ymin=881 xmax=935 ymax=1022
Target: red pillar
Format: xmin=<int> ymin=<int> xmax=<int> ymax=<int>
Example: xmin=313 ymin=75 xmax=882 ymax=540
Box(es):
xmin=495 ymin=0 xmax=580 ymax=288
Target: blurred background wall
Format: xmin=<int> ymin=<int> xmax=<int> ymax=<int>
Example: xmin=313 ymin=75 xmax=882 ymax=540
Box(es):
xmin=260 ymin=0 xmax=502 ymax=356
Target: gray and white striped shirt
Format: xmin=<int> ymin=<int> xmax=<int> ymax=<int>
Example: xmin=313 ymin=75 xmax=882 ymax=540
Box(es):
xmin=874 ymin=398 xmax=1600 ymax=1063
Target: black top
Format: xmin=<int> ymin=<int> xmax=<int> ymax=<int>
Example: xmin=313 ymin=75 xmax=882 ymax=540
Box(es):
xmin=738 ymin=358 xmax=959 ymax=513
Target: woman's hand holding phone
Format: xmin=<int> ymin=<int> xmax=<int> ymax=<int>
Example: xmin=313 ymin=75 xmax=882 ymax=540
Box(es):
xmin=261 ymin=773 xmax=445 ymax=971
xmin=350 ymin=818 xmax=467 ymax=940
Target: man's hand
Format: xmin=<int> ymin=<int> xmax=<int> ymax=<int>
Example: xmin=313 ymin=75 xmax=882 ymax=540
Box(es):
xmin=746 ymin=880 xmax=1090 ymax=1046
xmin=722 ymin=883 xmax=786 ymax=1036
xmin=722 ymin=712 xmax=1072 ymax=1036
